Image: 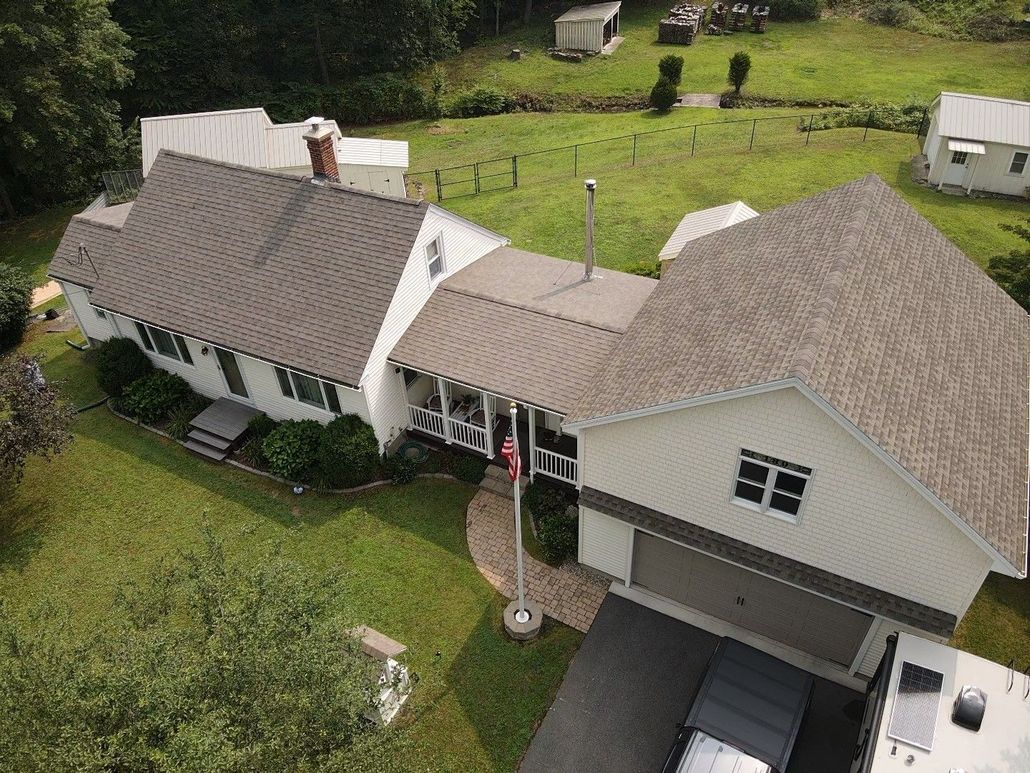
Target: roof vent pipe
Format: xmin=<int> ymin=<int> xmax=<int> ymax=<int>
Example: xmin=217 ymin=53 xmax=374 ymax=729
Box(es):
xmin=584 ymin=179 xmax=596 ymax=280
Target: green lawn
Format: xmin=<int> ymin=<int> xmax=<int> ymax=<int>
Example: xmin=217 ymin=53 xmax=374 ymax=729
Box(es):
xmin=368 ymin=110 xmax=1028 ymax=272
xmin=952 ymin=573 xmax=1030 ymax=666
xmin=3 ymin=327 xmax=582 ymax=773
xmin=0 ymin=202 xmax=82 ymax=287
xmin=436 ymin=5 xmax=1029 ymax=104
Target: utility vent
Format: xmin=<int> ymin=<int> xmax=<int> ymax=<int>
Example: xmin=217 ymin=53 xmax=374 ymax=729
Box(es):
xmin=888 ymin=661 xmax=946 ymax=751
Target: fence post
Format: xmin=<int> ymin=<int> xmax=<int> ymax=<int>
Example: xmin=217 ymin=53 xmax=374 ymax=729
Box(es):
xmin=474 ymin=162 xmax=481 ymax=195
xmin=574 ymin=144 xmax=579 ymax=176
xmin=917 ymin=106 xmax=929 ymax=139
xmin=749 ymin=119 xmax=757 ymax=150
xmin=434 ymin=169 xmax=443 ymax=201
xmin=806 ymin=115 xmax=814 ymax=146
xmin=632 ymin=134 xmax=637 ymax=166
xmin=691 ymin=125 xmax=697 ymax=157
xmin=512 ymin=155 xmax=518 ymax=189
xmin=863 ymin=110 xmax=873 ymax=142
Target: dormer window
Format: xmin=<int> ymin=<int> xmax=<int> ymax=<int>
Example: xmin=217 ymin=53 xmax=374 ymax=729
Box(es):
xmin=426 ymin=237 xmax=444 ymax=282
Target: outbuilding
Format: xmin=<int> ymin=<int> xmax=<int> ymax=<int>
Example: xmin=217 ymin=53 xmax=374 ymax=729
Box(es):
xmin=921 ymin=92 xmax=1029 ymax=197
xmin=554 ymin=2 xmax=622 ymax=53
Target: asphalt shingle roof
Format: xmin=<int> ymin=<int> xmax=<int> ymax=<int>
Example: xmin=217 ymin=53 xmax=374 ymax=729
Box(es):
xmin=50 ymin=151 xmax=429 ymax=386
xmin=568 ymin=175 xmax=1029 ymax=572
xmin=49 ymin=204 xmax=134 ymax=289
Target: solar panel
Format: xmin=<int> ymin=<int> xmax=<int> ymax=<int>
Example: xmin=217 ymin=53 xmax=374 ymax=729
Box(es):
xmin=887 ymin=661 xmax=945 ymax=751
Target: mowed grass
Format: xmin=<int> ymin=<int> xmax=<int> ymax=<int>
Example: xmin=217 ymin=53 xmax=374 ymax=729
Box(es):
xmin=0 ymin=202 xmax=82 ymax=287
xmin=2 ymin=326 xmax=582 ymax=773
xmin=952 ymin=573 xmax=1030 ymax=666
xmin=437 ymin=4 xmax=1030 ymax=104
xmin=367 ymin=110 xmax=1029 ymax=271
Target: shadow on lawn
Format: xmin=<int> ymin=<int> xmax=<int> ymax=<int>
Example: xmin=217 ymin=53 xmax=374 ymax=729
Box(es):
xmin=0 ymin=496 xmax=43 ymax=571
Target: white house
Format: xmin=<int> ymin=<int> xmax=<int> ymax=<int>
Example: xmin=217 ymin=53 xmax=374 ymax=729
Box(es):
xmin=50 ymin=138 xmax=1028 ymax=684
xmin=921 ymin=92 xmax=1029 ymax=196
xmin=140 ymin=107 xmax=409 ymax=197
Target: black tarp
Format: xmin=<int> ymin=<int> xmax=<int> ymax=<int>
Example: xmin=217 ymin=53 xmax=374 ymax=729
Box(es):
xmin=684 ymin=638 xmax=815 ymax=772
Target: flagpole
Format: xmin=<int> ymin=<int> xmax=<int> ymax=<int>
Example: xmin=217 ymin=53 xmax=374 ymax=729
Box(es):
xmin=510 ymin=402 xmax=529 ymax=624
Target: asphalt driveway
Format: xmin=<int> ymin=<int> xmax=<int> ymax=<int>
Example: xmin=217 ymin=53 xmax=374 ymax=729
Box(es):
xmin=521 ymin=593 xmax=864 ymax=773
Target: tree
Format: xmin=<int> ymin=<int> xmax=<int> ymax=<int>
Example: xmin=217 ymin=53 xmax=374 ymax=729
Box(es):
xmin=0 ymin=265 xmax=32 ymax=352
xmin=0 ymin=530 xmax=402 ymax=771
xmin=0 ymin=354 xmax=75 ymax=486
xmin=650 ymin=76 xmax=679 ymax=112
xmin=728 ymin=51 xmax=752 ymax=94
xmin=0 ymin=0 xmax=133 ymax=217
xmin=658 ymin=54 xmax=684 ymax=86
xmin=986 ymin=218 xmax=1030 ymax=311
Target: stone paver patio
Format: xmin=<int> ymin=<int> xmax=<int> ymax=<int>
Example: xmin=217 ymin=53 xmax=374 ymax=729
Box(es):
xmin=466 ymin=489 xmax=609 ymax=633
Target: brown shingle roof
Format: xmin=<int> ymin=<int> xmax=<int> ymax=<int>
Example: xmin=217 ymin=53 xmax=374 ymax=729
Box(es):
xmin=568 ymin=175 xmax=1029 ymax=572
xmin=49 ymin=204 xmax=134 ymax=289
xmin=50 ymin=151 xmax=429 ymax=386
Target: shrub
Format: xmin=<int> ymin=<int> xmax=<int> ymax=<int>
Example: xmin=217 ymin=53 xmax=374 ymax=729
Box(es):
xmin=94 ymin=337 xmax=153 ymax=398
xmin=658 ymin=54 xmax=684 ymax=86
xmin=313 ymin=414 xmax=381 ymax=489
xmin=452 ymin=454 xmax=488 ymax=484
xmin=337 ymin=74 xmax=429 ymax=124
xmin=262 ymin=420 xmax=323 ymax=482
xmin=387 ymin=454 xmax=418 ymax=485
xmin=247 ymin=413 xmax=278 ymax=442
xmin=0 ymin=264 xmax=32 ymax=352
xmin=649 ymin=76 xmax=678 ymax=112
xmin=864 ymin=0 xmax=914 ymax=27
xmin=628 ymin=260 xmax=661 ymax=279
xmin=966 ymin=11 xmax=1014 ymax=41
xmin=121 ymin=371 xmax=192 ymax=425
xmin=166 ymin=393 xmax=212 ymax=441
xmin=727 ymin=51 xmax=752 ymax=94
xmin=448 ymin=86 xmax=510 ymax=118
xmin=804 ymin=100 xmax=927 ymax=133
xmin=238 ymin=437 xmax=268 ymax=468
xmin=766 ymin=0 xmax=822 ymax=20
xmin=537 ymin=508 xmax=579 ymax=564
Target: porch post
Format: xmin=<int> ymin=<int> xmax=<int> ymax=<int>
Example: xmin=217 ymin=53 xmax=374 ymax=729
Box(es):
xmin=437 ymin=377 xmax=452 ymax=443
xmin=527 ymin=405 xmax=536 ymax=482
xmin=482 ymin=390 xmax=494 ymax=458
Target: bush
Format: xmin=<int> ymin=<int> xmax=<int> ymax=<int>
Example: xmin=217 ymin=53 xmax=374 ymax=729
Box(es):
xmin=262 ymin=420 xmax=323 ymax=482
xmin=238 ymin=437 xmax=267 ymax=468
xmin=387 ymin=454 xmax=418 ymax=484
xmin=804 ymin=100 xmax=927 ymax=133
xmin=94 ymin=337 xmax=153 ymax=398
xmin=0 ymin=264 xmax=32 ymax=352
xmin=537 ymin=508 xmax=579 ymax=564
xmin=337 ymin=74 xmax=429 ymax=124
xmin=649 ymin=76 xmax=678 ymax=112
xmin=727 ymin=51 xmax=752 ymax=94
xmin=313 ymin=414 xmax=381 ymax=489
xmin=448 ymin=86 xmax=510 ymax=118
xmin=864 ymin=0 xmax=914 ymax=26
xmin=121 ymin=371 xmax=192 ymax=425
xmin=166 ymin=393 xmax=212 ymax=441
xmin=247 ymin=413 xmax=278 ymax=442
xmin=658 ymin=54 xmax=684 ymax=86
xmin=628 ymin=260 xmax=662 ymax=279
xmin=766 ymin=0 xmax=822 ymax=20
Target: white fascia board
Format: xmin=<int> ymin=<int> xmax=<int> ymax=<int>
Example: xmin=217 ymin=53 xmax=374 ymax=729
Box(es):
xmin=425 ymin=203 xmax=510 ymax=245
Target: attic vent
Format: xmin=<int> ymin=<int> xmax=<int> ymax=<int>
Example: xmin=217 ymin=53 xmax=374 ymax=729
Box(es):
xmin=887 ymin=661 xmax=945 ymax=751
xmin=951 ymin=685 xmax=987 ymax=731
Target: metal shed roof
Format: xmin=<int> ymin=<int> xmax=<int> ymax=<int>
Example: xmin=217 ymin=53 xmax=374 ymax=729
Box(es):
xmin=658 ymin=201 xmax=758 ymax=261
xmin=685 ymin=638 xmax=814 ymax=772
xmin=337 ymin=137 xmax=409 ymax=168
xmin=555 ymin=1 xmax=621 ymax=23
xmin=935 ymin=92 xmax=1030 ymax=147
xmin=946 ymin=138 xmax=986 ymax=155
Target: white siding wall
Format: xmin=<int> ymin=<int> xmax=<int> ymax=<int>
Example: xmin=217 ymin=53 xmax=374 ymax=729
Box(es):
xmin=857 ymin=618 xmax=947 ymax=677
xmin=967 ymin=141 xmax=1030 ymax=195
xmin=555 ymin=19 xmax=603 ymax=51
xmin=60 ymin=282 xmax=115 ymax=343
xmin=141 ymin=109 xmax=270 ymax=175
xmin=579 ymin=507 xmax=632 ymax=579
xmin=923 ymin=112 xmax=941 ymax=166
xmin=361 ymin=206 xmax=508 ymax=448
xmin=579 ymin=386 xmax=993 ymax=618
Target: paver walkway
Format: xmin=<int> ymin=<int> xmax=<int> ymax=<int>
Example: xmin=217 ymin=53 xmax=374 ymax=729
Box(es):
xmin=675 ymin=93 xmax=722 ymax=108
xmin=466 ymin=489 xmax=609 ymax=632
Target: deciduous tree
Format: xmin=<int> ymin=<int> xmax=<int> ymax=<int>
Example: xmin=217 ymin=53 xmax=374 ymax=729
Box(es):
xmin=986 ymin=218 xmax=1030 ymax=311
xmin=0 ymin=354 xmax=74 ymax=485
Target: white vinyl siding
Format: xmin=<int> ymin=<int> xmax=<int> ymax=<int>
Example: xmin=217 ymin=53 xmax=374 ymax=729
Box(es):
xmin=141 ymin=109 xmax=271 ymax=175
xmin=1008 ymin=150 xmax=1028 ymax=175
xmin=857 ymin=618 xmax=947 ymax=677
xmin=579 ymin=507 xmax=632 ymax=580
xmin=59 ymin=281 xmax=114 ymax=343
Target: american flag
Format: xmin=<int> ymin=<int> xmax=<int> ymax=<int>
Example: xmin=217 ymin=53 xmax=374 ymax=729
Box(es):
xmin=500 ymin=423 xmax=522 ymax=482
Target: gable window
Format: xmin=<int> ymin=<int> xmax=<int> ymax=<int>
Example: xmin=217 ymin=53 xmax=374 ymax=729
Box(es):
xmin=732 ymin=449 xmax=812 ymax=522
xmin=274 ymin=365 xmax=342 ymax=414
xmin=425 ymin=237 xmax=444 ymax=282
xmin=949 ymin=150 xmax=968 ymax=165
xmin=134 ymin=322 xmax=154 ymax=352
xmin=1009 ymin=151 xmax=1028 ymax=175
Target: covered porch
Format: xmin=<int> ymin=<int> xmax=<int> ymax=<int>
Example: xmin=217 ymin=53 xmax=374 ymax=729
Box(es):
xmin=402 ymin=369 xmax=580 ymax=487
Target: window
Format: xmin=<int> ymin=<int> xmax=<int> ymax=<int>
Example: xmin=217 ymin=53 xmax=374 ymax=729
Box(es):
xmin=94 ymin=308 xmax=107 ymax=320
xmin=950 ymin=150 xmax=968 ymax=165
xmin=134 ymin=322 xmax=154 ymax=352
xmin=291 ymin=372 xmax=325 ymax=409
xmin=425 ymin=237 xmax=444 ymax=281
xmin=1009 ymin=151 xmax=1028 ymax=175
xmin=174 ymin=335 xmax=194 ymax=365
xmin=275 ymin=364 xmax=344 ymax=413
xmin=732 ymin=449 xmax=812 ymax=522
xmin=149 ymin=327 xmax=179 ymax=359
xmin=274 ymin=367 xmax=294 ymax=398
xmin=324 ymin=383 xmax=343 ymax=414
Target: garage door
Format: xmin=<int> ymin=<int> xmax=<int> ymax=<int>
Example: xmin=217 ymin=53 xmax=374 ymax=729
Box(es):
xmin=631 ymin=531 xmax=872 ymax=667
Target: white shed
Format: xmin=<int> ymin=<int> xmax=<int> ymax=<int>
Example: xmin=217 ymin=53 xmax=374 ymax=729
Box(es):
xmin=554 ymin=2 xmax=621 ymax=53
xmin=658 ymin=201 xmax=758 ymax=274
xmin=922 ymin=92 xmax=1029 ymax=197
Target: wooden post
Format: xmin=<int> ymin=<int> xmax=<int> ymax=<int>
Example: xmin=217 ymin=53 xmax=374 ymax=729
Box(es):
xmin=527 ymin=405 xmax=536 ymax=483
xmin=482 ymin=391 xmax=494 ymax=458
xmin=436 ymin=377 xmax=452 ymax=443
xmin=434 ymin=169 xmax=443 ymax=200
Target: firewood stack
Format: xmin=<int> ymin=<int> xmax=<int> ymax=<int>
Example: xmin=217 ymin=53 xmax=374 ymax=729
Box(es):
xmin=730 ymin=3 xmax=749 ymax=30
xmin=710 ymin=2 xmax=728 ymax=27
xmin=751 ymin=5 xmax=769 ymax=32
xmin=659 ymin=4 xmax=708 ymax=44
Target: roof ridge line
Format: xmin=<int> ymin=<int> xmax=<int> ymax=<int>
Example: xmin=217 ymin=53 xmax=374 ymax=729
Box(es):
xmin=437 ymin=286 xmax=626 ymax=335
xmin=789 ymin=175 xmax=876 ymax=380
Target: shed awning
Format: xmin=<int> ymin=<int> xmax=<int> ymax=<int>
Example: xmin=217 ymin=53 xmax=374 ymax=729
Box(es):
xmin=947 ymin=138 xmax=986 ymax=155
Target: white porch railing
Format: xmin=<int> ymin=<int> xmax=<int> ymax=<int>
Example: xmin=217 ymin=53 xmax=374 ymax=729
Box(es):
xmin=534 ymin=446 xmax=578 ymax=486
xmin=448 ymin=418 xmax=489 ymax=453
xmin=408 ymin=405 xmax=445 ymax=439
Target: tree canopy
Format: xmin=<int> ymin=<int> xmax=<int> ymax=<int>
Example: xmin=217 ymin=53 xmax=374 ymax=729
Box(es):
xmin=986 ymin=218 xmax=1030 ymax=312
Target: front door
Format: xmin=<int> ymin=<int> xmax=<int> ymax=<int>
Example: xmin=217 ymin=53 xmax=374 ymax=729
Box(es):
xmin=214 ymin=347 xmax=250 ymax=400
xmin=943 ymin=150 xmax=970 ymax=185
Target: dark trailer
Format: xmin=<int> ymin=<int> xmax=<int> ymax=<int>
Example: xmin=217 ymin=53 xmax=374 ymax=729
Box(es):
xmin=662 ymin=639 xmax=815 ymax=773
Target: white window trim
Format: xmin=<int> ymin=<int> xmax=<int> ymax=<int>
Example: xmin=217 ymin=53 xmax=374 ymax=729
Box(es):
xmin=273 ymin=365 xmax=343 ymax=415
xmin=425 ymin=234 xmax=446 ymax=285
xmin=949 ymin=150 xmax=968 ymax=166
xmin=1006 ymin=150 xmax=1028 ymax=177
xmin=729 ymin=449 xmax=813 ymax=524
xmin=142 ymin=322 xmax=194 ymax=367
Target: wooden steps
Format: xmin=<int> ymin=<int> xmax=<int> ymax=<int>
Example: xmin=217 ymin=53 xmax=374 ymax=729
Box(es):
xmin=184 ymin=397 xmax=261 ymax=463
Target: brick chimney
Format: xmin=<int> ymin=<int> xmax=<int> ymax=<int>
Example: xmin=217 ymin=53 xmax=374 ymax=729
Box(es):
xmin=302 ymin=121 xmax=339 ymax=183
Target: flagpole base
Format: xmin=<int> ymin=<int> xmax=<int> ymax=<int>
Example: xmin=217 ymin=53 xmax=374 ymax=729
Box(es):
xmin=503 ymin=599 xmax=543 ymax=641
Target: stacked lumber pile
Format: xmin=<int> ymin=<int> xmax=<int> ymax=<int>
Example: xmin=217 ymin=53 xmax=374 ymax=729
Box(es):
xmin=729 ymin=3 xmax=748 ymax=30
xmin=659 ymin=4 xmax=707 ymax=44
xmin=710 ymin=2 xmax=728 ymax=26
xmin=751 ymin=5 xmax=769 ymax=32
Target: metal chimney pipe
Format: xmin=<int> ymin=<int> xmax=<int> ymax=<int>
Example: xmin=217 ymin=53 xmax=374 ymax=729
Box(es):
xmin=584 ymin=179 xmax=596 ymax=280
